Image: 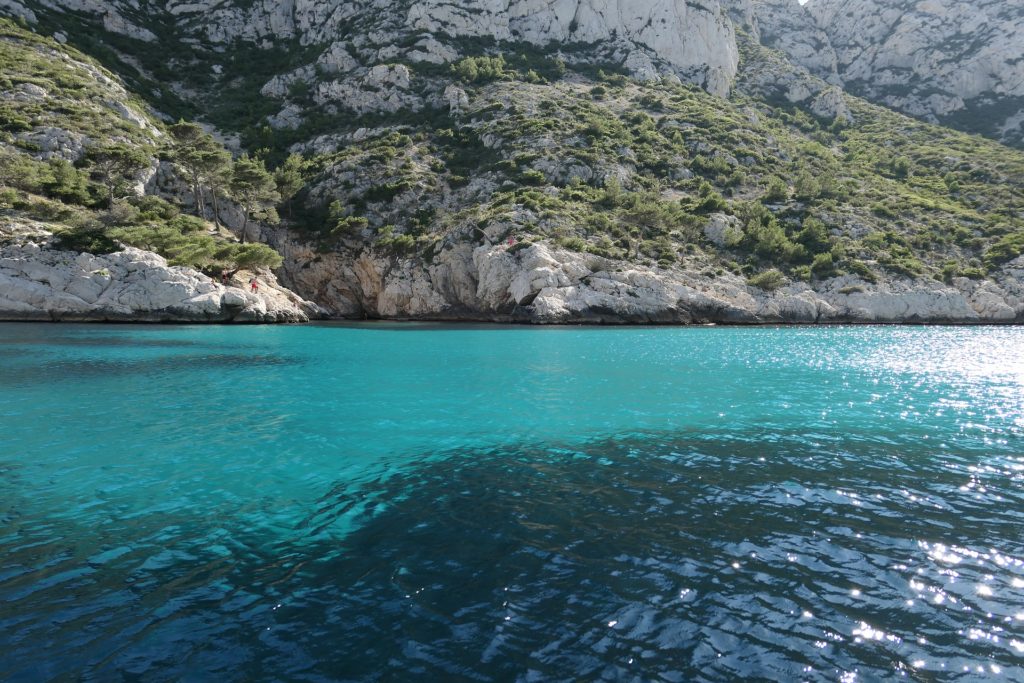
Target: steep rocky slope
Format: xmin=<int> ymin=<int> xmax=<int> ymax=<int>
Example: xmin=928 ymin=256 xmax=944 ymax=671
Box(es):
xmin=12 ymin=0 xmax=739 ymax=95
xmin=2 ymin=1 xmax=1023 ymax=324
xmin=0 ymin=20 xmax=319 ymax=322
xmin=755 ymin=0 xmax=1024 ymax=149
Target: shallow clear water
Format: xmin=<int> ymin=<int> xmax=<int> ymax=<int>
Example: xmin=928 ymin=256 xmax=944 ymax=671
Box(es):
xmin=1 ymin=323 xmax=1023 ymax=682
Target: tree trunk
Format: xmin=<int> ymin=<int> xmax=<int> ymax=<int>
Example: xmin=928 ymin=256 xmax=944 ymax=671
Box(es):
xmin=210 ymin=186 xmax=222 ymax=228
xmin=240 ymin=212 xmax=248 ymax=244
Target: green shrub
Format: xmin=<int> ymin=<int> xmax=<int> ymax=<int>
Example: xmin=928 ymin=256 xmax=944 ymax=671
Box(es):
xmin=557 ymin=236 xmax=588 ymax=252
xmin=848 ymin=259 xmax=878 ymax=283
xmin=0 ymin=187 xmax=17 ymax=207
xmin=791 ymin=265 xmax=812 ymax=282
xmin=364 ymin=180 xmax=413 ymax=203
xmin=452 ymin=55 xmax=509 ymax=83
xmin=44 ymin=159 xmax=93 ymax=205
xmin=891 ymin=156 xmax=912 ymax=178
xmin=375 ymin=225 xmax=416 ymax=253
xmin=54 ymin=223 xmax=118 ymax=254
xmin=99 ymin=200 xmax=141 ymax=226
xmin=984 ymin=232 xmax=1024 ymax=268
xmin=132 ymin=194 xmax=179 ymax=221
xmin=796 ymin=217 xmax=831 ymax=253
xmin=231 ymin=242 xmax=283 ymax=269
xmin=764 ymin=177 xmax=788 ymax=203
xmin=747 ymin=269 xmax=787 ymax=291
xmin=168 ymin=214 xmax=206 ymax=233
xmin=793 ymin=172 xmax=820 ymax=200
xmin=518 ymin=169 xmax=546 ymax=186
xmin=330 ymin=216 xmax=369 ymax=236
xmin=689 ymin=181 xmax=728 ymax=215
xmin=885 ymin=254 xmax=925 ymax=277
xmin=811 ymin=252 xmax=836 ymax=278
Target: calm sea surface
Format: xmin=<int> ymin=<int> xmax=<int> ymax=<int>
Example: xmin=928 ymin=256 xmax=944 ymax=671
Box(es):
xmin=1 ymin=323 xmax=1022 ymax=681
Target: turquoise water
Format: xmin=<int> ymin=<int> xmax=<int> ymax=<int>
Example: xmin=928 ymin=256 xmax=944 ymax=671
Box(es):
xmin=1 ymin=323 xmax=1023 ymax=681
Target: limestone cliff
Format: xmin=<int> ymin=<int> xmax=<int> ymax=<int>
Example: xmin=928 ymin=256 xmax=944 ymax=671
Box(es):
xmin=257 ymin=223 xmax=1024 ymax=325
xmin=756 ymin=0 xmax=1024 ymax=148
xmin=24 ymin=0 xmax=740 ymax=95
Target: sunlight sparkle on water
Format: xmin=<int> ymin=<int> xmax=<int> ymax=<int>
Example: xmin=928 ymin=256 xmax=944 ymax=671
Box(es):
xmin=3 ymin=324 xmax=1023 ymax=681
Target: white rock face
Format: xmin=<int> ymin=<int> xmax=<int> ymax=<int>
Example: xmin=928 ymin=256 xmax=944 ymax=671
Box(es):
xmin=703 ymin=213 xmax=743 ymax=248
xmin=403 ymin=0 xmax=739 ymax=93
xmin=778 ymin=0 xmax=1024 ymax=146
xmin=102 ymin=9 xmax=157 ymax=42
xmin=809 ymin=86 xmax=852 ymax=123
xmin=737 ymin=37 xmax=853 ymax=124
xmin=750 ymin=0 xmax=839 ymax=82
xmin=270 ymin=231 xmax=1024 ymax=324
xmin=443 ymin=84 xmax=470 ymax=115
xmin=1 ymin=35 xmax=162 ymax=161
xmin=0 ymin=0 xmax=36 ymax=23
xmin=314 ymin=64 xmax=422 ymax=114
xmin=17 ymin=0 xmax=1024 ymax=143
xmin=24 ymin=0 xmax=740 ymax=97
xmin=267 ymin=103 xmax=305 ymax=130
xmin=0 ymin=234 xmax=321 ymax=323
xmin=103 ymin=98 xmax=159 ymax=135
xmin=16 ymin=126 xmax=89 ymax=162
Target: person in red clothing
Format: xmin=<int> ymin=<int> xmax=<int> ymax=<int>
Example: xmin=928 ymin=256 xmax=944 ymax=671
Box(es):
xmin=249 ymin=277 xmax=259 ymax=293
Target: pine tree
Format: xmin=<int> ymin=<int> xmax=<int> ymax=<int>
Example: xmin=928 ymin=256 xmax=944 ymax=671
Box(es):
xmin=274 ymin=153 xmax=305 ymax=220
xmin=167 ymin=121 xmax=230 ymax=222
xmin=86 ymin=143 xmax=151 ymax=207
xmin=200 ymin=147 xmax=233 ymax=227
xmin=167 ymin=121 xmax=207 ymax=216
xmin=45 ymin=158 xmax=92 ymax=205
xmin=230 ymin=155 xmax=280 ymax=243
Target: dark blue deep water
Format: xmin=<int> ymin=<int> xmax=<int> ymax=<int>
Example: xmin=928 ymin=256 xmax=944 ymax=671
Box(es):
xmin=1 ymin=323 xmax=1023 ymax=681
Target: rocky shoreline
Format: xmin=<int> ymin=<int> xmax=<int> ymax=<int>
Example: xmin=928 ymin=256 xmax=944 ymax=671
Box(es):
xmin=3 ymin=227 xmax=1022 ymax=327
xmin=0 ymin=230 xmax=323 ymax=324
xmin=267 ymin=231 xmax=1024 ymax=325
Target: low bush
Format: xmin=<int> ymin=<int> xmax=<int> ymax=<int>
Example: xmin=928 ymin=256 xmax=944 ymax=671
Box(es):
xmin=747 ymin=269 xmax=787 ymax=291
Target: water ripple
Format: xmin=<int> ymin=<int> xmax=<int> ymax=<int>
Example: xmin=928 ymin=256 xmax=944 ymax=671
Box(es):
xmin=2 ymin=324 xmax=1023 ymax=681
xmin=2 ymin=431 xmax=1021 ymax=681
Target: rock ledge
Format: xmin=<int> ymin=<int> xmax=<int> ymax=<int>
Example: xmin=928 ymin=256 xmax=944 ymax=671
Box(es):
xmin=0 ymin=235 xmax=322 ymax=323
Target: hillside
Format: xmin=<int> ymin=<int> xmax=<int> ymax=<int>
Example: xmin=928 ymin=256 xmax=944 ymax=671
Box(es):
xmin=0 ymin=19 xmax=318 ymax=321
xmin=0 ymin=2 xmax=1023 ymax=323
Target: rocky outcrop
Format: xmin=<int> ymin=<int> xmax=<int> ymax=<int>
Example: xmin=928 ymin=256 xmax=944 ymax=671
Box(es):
xmin=0 ymin=229 xmax=322 ymax=323
xmin=760 ymin=0 xmax=1024 ymax=147
xmin=0 ymin=0 xmax=34 ymax=23
xmin=13 ymin=0 xmax=1024 ymax=145
xmin=270 ymin=233 xmax=1024 ymax=325
xmin=748 ymin=0 xmax=839 ymax=83
xmin=736 ymin=36 xmax=854 ymax=124
xmin=21 ymin=0 xmax=740 ymax=97
xmin=0 ymin=32 xmax=161 ymax=163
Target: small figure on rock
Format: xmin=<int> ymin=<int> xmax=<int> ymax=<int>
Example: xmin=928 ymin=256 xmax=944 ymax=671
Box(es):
xmin=250 ymin=277 xmax=259 ymax=293
xmin=220 ymin=271 xmax=228 ymax=285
